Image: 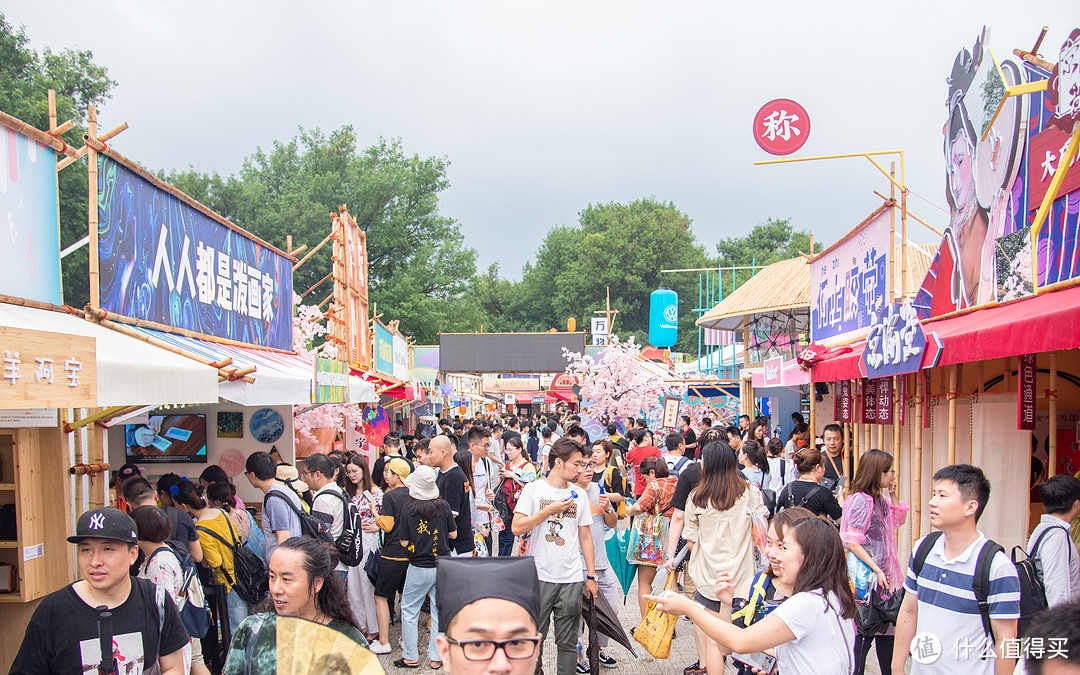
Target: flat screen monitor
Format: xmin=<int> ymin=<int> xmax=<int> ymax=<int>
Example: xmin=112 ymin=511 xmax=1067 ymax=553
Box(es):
xmin=125 ymin=414 xmax=207 ymax=464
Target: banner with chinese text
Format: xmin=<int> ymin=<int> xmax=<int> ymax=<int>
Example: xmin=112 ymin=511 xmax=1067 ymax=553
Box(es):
xmin=97 ymin=156 xmax=294 ymax=350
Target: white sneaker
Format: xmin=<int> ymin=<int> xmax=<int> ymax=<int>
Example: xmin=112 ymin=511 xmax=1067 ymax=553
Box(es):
xmin=369 ymin=641 xmax=391 ymax=655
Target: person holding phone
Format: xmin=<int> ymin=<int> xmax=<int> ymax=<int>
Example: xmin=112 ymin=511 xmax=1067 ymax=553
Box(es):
xmin=647 ymin=517 xmax=856 ymax=675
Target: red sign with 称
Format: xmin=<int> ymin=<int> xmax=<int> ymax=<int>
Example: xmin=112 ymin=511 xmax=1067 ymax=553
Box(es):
xmin=1027 ymin=126 xmax=1080 ymax=207
xmin=753 ymin=98 xmax=810 ymax=156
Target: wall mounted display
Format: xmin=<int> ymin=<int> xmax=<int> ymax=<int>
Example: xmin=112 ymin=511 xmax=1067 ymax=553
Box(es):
xmin=249 ymin=407 xmax=284 ymax=444
xmin=216 ymin=411 xmax=243 ymax=438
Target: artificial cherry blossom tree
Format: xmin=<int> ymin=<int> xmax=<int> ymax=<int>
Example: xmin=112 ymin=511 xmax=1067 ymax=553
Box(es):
xmin=293 ymin=294 xmax=364 ymax=443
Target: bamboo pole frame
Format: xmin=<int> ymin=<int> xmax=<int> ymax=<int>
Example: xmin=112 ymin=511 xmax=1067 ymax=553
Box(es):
xmin=0 ymin=110 xmax=78 ymax=159
xmin=57 ymin=122 xmax=129 ymax=171
xmin=88 ymin=106 xmax=99 ymax=308
xmin=1049 ymin=352 xmax=1058 ymax=477
xmin=913 ymin=373 xmax=924 ymax=537
xmin=947 ymin=364 xmax=959 ymax=466
xmin=893 ymin=374 xmax=902 ymax=457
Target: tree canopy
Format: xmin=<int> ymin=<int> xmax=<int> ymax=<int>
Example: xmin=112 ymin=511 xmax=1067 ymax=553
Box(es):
xmin=0 ymin=12 xmax=117 ymax=307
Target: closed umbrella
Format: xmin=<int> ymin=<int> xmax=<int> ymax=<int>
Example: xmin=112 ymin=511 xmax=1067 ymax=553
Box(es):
xmin=604 ymin=527 xmax=636 ymax=597
xmin=581 ymin=584 xmax=638 ymax=662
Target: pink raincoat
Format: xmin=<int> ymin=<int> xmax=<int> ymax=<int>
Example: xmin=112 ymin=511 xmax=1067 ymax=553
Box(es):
xmin=840 ymin=491 xmax=909 ymax=591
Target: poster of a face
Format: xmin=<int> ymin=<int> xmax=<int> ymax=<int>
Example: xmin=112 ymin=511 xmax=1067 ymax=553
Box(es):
xmin=940 ymin=27 xmax=1027 ymax=309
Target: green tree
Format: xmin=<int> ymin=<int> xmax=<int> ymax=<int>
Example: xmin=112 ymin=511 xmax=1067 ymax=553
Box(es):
xmin=165 ymin=130 xmax=478 ymax=344
xmin=715 ymin=217 xmax=819 ymax=289
xmin=0 ymin=13 xmax=117 ymax=307
xmin=477 ymin=198 xmax=713 ymax=353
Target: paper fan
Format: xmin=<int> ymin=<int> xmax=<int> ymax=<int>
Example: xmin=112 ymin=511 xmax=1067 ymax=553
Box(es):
xmin=276 ymin=616 xmax=386 ymax=675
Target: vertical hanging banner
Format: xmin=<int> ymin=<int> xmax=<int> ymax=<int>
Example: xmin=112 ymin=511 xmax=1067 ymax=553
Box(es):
xmin=876 ymin=377 xmax=894 ymax=425
xmin=97 ymin=155 xmax=294 ymax=350
xmin=923 ymin=370 xmax=932 ymax=429
xmin=861 ymin=378 xmax=879 ymax=424
xmin=838 ymin=380 xmax=853 ymax=423
xmin=374 ymin=322 xmax=394 ymax=376
xmin=312 ymin=357 xmax=349 ymax=403
xmin=1018 ymin=353 xmax=1037 ymax=430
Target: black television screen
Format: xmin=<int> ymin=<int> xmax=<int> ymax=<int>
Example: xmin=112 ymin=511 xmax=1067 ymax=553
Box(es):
xmin=125 ymin=414 xmax=208 ymax=464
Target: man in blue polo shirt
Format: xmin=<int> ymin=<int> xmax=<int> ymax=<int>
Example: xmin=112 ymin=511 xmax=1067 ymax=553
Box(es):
xmin=892 ymin=464 xmax=1021 ymax=675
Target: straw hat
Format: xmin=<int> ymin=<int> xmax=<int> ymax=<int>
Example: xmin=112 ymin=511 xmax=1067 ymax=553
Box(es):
xmin=276 ymin=464 xmax=310 ymax=494
xmin=404 ymin=465 xmax=439 ymax=501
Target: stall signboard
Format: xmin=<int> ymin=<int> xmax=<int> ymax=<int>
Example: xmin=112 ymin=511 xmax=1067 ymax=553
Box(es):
xmin=97 ymin=156 xmax=293 ymax=350
xmin=330 ymin=207 xmax=370 ymax=370
xmin=0 ymin=326 xmax=96 ymax=409
xmin=504 ymin=393 xmax=516 ymax=406
xmin=662 ymin=396 xmax=681 ymax=429
xmin=862 ymin=298 xmax=930 ymax=378
xmin=1018 ymin=353 xmax=1037 ymax=430
xmin=0 ymin=125 xmax=62 ymax=305
xmin=531 ymin=395 xmax=545 ymax=405
xmin=410 ymin=346 xmax=439 ymax=384
xmin=484 ymin=376 xmax=541 ymax=393
xmin=392 ymin=333 xmax=409 ymax=382
xmin=374 ymin=322 xmax=394 ymax=376
xmin=313 ymin=357 xmax=349 ymax=403
xmin=763 ymin=357 xmax=783 ymax=387
xmin=753 ymin=98 xmax=810 ymax=156
xmin=811 ymin=208 xmax=891 ymax=343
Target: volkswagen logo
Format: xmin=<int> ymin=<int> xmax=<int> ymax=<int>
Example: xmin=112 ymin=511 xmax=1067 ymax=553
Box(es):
xmin=663 ymin=305 xmax=678 ymax=323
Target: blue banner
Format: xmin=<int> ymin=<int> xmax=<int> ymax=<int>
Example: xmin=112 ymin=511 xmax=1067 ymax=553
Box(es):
xmin=97 ymin=156 xmax=293 ymax=350
xmin=375 ymin=322 xmax=393 ymax=375
xmin=1 ymin=128 xmax=61 ymax=304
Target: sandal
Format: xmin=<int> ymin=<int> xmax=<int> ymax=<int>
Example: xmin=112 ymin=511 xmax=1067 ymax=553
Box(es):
xmin=393 ymin=659 xmax=420 ymax=669
xmin=430 ymin=661 xmax=443 ymax=670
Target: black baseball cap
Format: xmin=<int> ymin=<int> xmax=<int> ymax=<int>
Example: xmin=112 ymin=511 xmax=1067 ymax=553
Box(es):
xmin=67 ymin=507 xmax=138 ymax=545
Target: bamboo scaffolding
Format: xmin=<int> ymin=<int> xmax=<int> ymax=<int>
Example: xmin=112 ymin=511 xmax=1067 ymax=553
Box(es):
xmin=295 ymin=231 xmax=335 ymax=270
xmin=893 ymin=374 xmax=902 ymax=458
xmin=70 ymin=462 xmax=110 ymax=477
xmin=64 ymin=406 xmax=132 ymax=433
xmin=88 ymin=312 xmax=256 ymax=383
xmin=300 ymin=273 xmax=333 ymax=299
xmin=83 ymin=305 xmax=295 ymax=354
xmin=0 ymin=109 xmax=78 ymax=158
xmin=56 ymin=122 xmax=129 ymax=170
xmin=947 ymin=364 xmax=958 ymax=465
xmin=1049 ymin=352 xmax=1058 ymax=477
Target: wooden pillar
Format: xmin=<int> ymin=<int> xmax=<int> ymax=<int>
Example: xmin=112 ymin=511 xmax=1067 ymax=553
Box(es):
xmin=893 ymin=374 xmax=902 ymax=467
xmin=947 ymin=364 xmax=959 ymax=466
xmin=1049 ymin=352 xmax=1059 ymax=477
xmin=809 ymin=384 xmax=816 ymax=440
xmin=913 ymin=372 xmax=924 ymax=537
xmin=87 ymin=106 xmax=99 ymax=308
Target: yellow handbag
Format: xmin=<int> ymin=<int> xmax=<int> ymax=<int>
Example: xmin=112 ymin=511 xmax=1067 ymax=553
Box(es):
xmin=633 ymin=572 xmax=678 ymax=659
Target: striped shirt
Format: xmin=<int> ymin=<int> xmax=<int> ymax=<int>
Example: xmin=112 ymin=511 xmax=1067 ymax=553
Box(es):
xmin=904 ymin=532 xmax=1020 ymax=675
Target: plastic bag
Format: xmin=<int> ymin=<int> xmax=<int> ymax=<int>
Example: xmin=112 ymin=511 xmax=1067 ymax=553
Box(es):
xmin=749 ymin=502 xmax=769 ymax=573
xmin=627 ymin=513 xmax=668 ymax=566
xmin=846 ymin=551 xmax=877 ymax=603
xmin=634 ymin=573 xmax=678 ymax=658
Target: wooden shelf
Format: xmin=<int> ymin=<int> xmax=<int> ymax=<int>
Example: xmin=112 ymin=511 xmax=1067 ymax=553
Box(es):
xmin=0 ymin=593 xmax=26 ymax=603
xmin=0 ymin=483 xmax=15 ymax=491
xmin=0 ymin=542 xmax=16 ymax=549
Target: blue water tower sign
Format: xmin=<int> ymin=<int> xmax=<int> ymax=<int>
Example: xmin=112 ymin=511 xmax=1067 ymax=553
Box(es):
xmin=649 ymin=288 xmax=678 ymax=348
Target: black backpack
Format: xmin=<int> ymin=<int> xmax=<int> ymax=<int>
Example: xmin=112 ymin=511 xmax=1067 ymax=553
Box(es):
xmin=1012 ymin=525 xmax=1071 ymax=633
xmin=912 ymin=531 xmax=1010 ymax=649
xmin=313 ymin=487 xmax=364 ymax=567
xmin=264 ymin=490 xmax=336 ymax=546
xmin=196 ymin=516 xmax=269 ymax=605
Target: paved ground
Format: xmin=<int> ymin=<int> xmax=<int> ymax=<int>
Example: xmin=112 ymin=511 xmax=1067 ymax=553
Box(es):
xmin=372 ymin=573 xmax=892 ymax=675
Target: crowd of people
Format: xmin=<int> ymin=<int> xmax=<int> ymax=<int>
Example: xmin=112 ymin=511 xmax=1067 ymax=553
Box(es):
xmin=9 ymin=410 xmax=1080 ymax=675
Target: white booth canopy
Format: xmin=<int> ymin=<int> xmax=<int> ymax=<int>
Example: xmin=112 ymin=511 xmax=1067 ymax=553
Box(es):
xmin=0 ymin=303 xmax=219 ymax=406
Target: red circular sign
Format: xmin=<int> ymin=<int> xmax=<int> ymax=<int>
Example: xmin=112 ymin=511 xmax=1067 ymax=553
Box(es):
xmin=753 ymin=98 xmax=810 ymax=156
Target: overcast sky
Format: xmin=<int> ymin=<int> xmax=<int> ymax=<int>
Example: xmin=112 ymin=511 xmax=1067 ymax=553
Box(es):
xmin=7 ymin=1 xmax=1077 ymax=278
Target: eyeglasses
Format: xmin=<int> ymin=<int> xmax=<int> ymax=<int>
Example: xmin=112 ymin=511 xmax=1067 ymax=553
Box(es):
xmin=444 ymin=636 xmax=541 ymax=661
xmin=581 ymin=462 xmax=597 ymax=469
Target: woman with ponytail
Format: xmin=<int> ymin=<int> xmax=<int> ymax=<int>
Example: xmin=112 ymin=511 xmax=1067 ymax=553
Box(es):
xmin=222 ymin=537 xmax=366 ymax=674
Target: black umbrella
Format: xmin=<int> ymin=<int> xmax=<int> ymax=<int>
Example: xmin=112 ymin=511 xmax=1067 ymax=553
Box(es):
xmin=580 ymin=586 xmax=638 ymax=664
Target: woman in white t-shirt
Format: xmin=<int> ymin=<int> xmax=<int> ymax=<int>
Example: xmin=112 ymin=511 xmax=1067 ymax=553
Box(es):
xmin=647 ymin=517 xmax=856 ymax=675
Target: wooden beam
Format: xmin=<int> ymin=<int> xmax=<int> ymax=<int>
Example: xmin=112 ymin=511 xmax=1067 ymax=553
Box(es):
xmin=1049 ymin=352 xmax=1058 ymax=477
xmin=947 ymin=364 xmax=958 ymax=466
xmin=913 ymin=372 xmax=924 ymax=537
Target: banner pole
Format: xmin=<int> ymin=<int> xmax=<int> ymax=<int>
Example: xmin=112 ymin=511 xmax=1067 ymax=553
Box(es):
xmin=88 ymin=106 xmax=99 ymax=308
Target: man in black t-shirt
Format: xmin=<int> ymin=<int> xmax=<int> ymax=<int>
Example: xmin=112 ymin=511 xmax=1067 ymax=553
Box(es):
xmin=11 ymin=507 xmax=189 ymax=675
xmin=429 ymin=435 xmax=474 ymax=556
xmin=501 ymin=416 xmax=522 ymax=452
xmin=680 ymin=415 xmax=698 ymax=460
